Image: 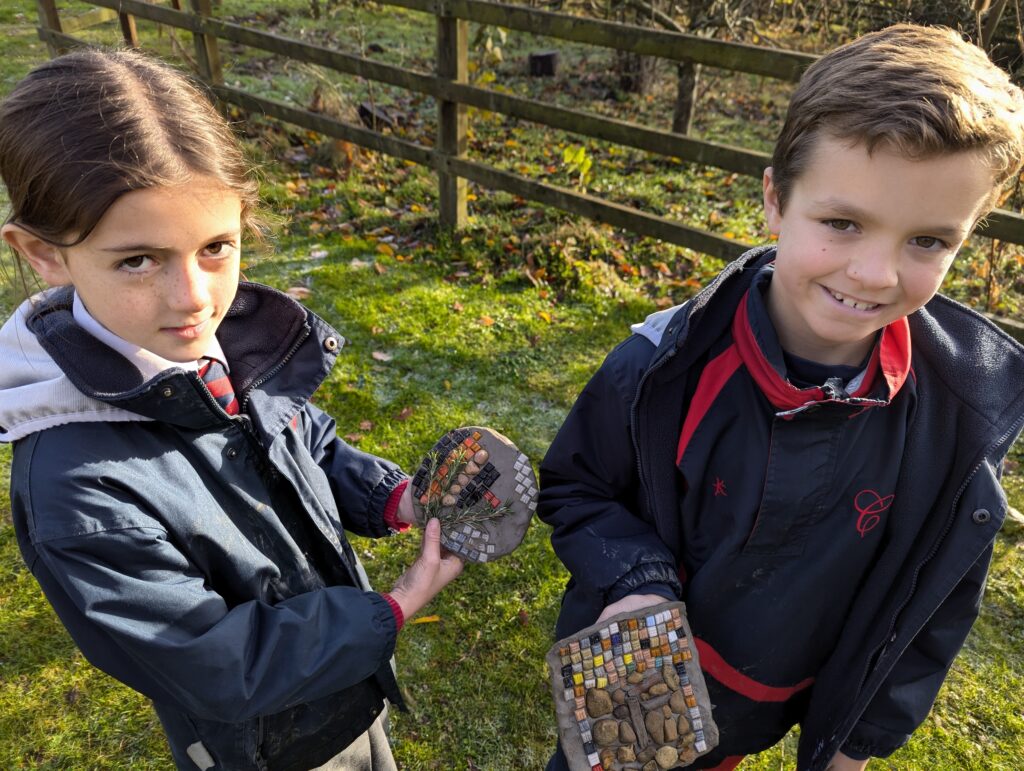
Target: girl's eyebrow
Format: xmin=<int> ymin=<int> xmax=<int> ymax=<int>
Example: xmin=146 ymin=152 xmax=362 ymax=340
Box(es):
xmin=99 ymin=232 xmax=241 ymax=253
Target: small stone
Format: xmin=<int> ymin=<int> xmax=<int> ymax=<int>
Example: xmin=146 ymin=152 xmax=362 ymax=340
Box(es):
xmin=618 ymin=745 xmax=637 ymax=762
xmin=457 ymin=473 xmax=470 ymax=486
xmin=649 ymin=683 xmax=669 ymax=697
xmin=619 ymin=721 xmax=636 ymax=744
xmin=586 ymin=688 xmax=614 ymax=718
xmin=613 ymin=705 xmax=630 ymax=719
xmin=656 ymin=746 xmax=679 ymax=769
xmin=645 ymin=711 xmax=665 ymax=744
xmin=663 ymin=664 xmax=680 ymax=690
xmin=680 ymin=730 xmax=696 ymax=746
xmin=448 ymin=484 xmax=462 ymax=494
xmin=466 ymin=460 xmax=481 ymax=475
xmin=677 ymin=715 xmax=690 ymax=735
xmin=662 ymin=704 xmax=673 ymax=719
xmin=599 ymin=748 xmax=617 ymax=768
xmin=473 ymin=449 xmax=489 ymax=464
xmin=678 ymin=745 xmax=699 ymax=765
xmin=669 ymin=690 xmax=687 ymax=713
xmin=593 ymin=718 xmax=619 ymax=746
xmin=642 ymin=761 xmax=658 ymax=771
xmin=637 ymin=746 xmax=657 ymax=764
xmin=612 ymin=689 xmax=627 ymax=704
xmin=627 ymin=672 xmax=645 ymax=684
xmin=664 ymin=715 xmax=678 ymax=742
xmin=441 ymin=494 xmax=456 ymax=506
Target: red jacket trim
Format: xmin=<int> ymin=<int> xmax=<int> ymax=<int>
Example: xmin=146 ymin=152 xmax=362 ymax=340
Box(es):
xmin=695 ymin=636 xmax=815 ymax=702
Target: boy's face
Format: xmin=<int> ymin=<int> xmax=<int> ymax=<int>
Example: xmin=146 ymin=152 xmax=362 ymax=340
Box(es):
xmin=21 ymin=179 xmax=242 ymax=363
xmin=763 ymin=135 xmax=995 ymax=366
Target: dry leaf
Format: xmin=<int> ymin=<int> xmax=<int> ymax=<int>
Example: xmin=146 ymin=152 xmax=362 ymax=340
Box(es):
xmin=359 ymin=420 xmax=374 ymax=431
xmin=373 ymin=262 xmax=387 ymax=275
xmin=395 ymin=406 xmax=414 ymax=421
xmin=344 ymin=433 xmax=363 ymax=442
xmin=538 ymin=310 xmax=552 ymax=323
xmin=370 ymin=326 xmax=385 ymax=336
xmin=443 ymin=380 xmax=452 ymax=391
xmin=478 ymin=315 xmax=495 ymax=327
xmin=286 ymin=286 xmax=312 ymax=300
xmin=452 ymin=301 xmax=464 ymax=312
xmin=411 ymin=615 xmax=441 ymax=624
xmin=371 ymin=351 xmax=392 ymax=362
xmin=376 ymin=243 xmax=395 ymax=256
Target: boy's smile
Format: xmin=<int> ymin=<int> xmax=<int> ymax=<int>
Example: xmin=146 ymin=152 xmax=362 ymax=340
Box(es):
xmin=26 ymin=179 xmax=242 ymax=363
xmin=762 ymin=136 xmax=995 ymax=366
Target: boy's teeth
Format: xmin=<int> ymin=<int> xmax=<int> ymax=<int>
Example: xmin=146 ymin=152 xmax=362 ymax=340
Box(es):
xmin=829 ymin=290 xmax=878 ymax=311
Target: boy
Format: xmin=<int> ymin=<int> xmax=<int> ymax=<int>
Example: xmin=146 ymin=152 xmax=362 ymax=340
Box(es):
xmin=539 ymin=24 xmax=1024 ymax=771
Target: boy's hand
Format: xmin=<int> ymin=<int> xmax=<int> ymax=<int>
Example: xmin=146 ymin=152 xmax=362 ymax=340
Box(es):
xmin=826 ymin=752 xmax=869 ymax=770
xmin=388 ymin=518 xmax=463 ymax=619
xmin=396 ymin=483 xmax=417 ymax=525
xmin=596 ymin=593 xmax=665 ymax=623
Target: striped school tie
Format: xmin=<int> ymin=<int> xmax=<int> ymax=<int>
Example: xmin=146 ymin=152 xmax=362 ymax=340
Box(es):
xmin=198 ymin=357 xmax=239 ymax=415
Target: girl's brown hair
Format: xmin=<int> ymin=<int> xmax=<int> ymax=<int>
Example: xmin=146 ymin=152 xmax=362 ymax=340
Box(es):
xmin=0 ymin=48 xmax=263 ymax=246
xmin=771 ymin=24 xmax=1024 ymax=214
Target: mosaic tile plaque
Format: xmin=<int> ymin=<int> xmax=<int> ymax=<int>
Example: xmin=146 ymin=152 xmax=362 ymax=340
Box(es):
xmin=410 ymin=426 xmax=536 ymax=562
xmin=546 ymin=601 xmax=719 ymax=771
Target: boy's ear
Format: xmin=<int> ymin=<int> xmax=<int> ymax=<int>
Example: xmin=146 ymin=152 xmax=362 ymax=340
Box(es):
xmin=762 ymin=167 xmax=783 ymax=235
xmin=1 ymin=223 xmax=72 ymax=286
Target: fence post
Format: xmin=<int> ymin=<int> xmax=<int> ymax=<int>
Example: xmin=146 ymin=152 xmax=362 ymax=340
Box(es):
xmin=188 ymin=0 xmax=223 ymax=84
xmin=36 ymin=0 xmax=64 ymax=56
xmin=437 ymin=9 xmax=468 ymax=230
xmin=119 ymin=13 xmax=139 ymax=47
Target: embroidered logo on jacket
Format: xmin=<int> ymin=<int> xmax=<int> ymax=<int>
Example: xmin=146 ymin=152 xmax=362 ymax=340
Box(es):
xmin=854 ymin=489 xmax=893 ymax=537
xmin=713 ymin=477 xmax=728 ymax=497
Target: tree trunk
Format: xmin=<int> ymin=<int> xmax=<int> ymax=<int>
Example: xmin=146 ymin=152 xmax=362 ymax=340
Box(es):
xmin=672 ymin=58 xmax=700 ymax=134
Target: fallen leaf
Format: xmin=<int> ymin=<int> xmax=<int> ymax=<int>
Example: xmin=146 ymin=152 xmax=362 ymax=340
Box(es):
xmin=452 ymin=301 xmax=464 ymax=312
xmin=411 ymin=615 xmax=441 ymax=624
xmin=538 ymin=310 xmax=552 ymax=323
xmin=374 ymin=262 xmax=387 ymax=275
xmin=395 ymin=406 xmax=414 ymax=421
xmin=359 ymin=420 xmax=374 ymax=431
xmin=370 ymin=326 xmax=385 ymax=336
xmin=371 ymin=351 xmax=392 ymax=362
xmin=478 ymin=315 xmax=495 ymax=327
xmin=286 ymin=286 xmax=312 ymax=300
xmin=344 ymin=433 xmax=363 ymax=442
xmin=518 ymin=609 xmax=530 ymax=626
xmin=443 ymin=380 xmax=452 ymax=391
xmin=377 ymin=242 xmax=395 ymax=256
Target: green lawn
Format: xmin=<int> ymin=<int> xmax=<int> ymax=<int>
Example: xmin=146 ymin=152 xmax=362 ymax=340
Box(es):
xmin=1 ymin=1 xmax=1023 ymax=768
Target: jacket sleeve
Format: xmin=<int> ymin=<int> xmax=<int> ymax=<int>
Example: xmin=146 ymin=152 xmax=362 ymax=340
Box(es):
xmin=840 ymin=544 xmax=993 ymax=759
xmin=25 ymin=517 xmax=399 ymax=724
xmin=538 ymin=335 xmax=682 ymax=607
xmin=302 ymin=402 xmax=407 ymax=538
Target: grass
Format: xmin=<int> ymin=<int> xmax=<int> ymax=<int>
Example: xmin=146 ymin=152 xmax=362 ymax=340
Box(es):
xmin=1 ymin=1 xmax=1023 ymax=768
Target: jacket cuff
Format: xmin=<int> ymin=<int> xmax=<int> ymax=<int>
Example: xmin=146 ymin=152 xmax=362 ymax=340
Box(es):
xmin=841 ymin=718 xmax=910 ymax=759
xmin=606 ymin=563 xmax=682 ymax=605
xmin=380 ymin=592 xmax=405 ymax=632
xmin=366 ymin=468 xmax=409 ymax=537
xmin=383 ymin=480 xmax=411 ymax=533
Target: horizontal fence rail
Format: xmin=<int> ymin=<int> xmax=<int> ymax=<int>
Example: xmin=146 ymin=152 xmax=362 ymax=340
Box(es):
xmin=34 ymin=0 xmax=1024 ymax=262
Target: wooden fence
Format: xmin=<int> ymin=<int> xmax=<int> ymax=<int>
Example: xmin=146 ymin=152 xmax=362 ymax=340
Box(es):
xmin=32 ymin=0 xmax=1024 ymax=269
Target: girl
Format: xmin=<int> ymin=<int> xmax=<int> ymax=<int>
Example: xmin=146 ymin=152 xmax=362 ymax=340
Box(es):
xmin=0 ymin=49 xmax=462 ymax=770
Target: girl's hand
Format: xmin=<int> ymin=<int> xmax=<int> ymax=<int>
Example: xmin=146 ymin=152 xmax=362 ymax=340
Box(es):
xmin=596 ymin=593 xmax=666 ymax=623
xmin=388 ymin=518 xmax=463 ymax=619
xmin=396 ymin=482 xmax=417 ymax=525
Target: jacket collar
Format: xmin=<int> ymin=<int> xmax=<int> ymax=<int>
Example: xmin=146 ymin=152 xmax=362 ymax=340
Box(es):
xmin=732 ymin=268 xmax=912 ymax=414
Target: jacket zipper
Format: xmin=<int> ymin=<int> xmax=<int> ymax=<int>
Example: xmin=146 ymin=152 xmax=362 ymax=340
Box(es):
xmin=239 ymin=326 xmax=313 ymax=414
xmin=826 ymin=407 xmax=1024 ymax=762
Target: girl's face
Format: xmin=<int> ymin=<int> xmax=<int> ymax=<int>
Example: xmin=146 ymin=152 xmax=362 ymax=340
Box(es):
xmin=18 ymin=179 xmax=242 ymax=363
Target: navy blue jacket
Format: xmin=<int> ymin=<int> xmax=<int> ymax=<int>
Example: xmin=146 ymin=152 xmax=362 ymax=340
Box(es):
xmin=539 ymin=248 xmax=1024 ymax=769
xmin=5 ymin=284 xmax=407 ymax=770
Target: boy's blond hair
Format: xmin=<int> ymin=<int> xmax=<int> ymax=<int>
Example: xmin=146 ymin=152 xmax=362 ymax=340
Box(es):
xmin=771 ymin=23 xmax=1024 ymax=213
